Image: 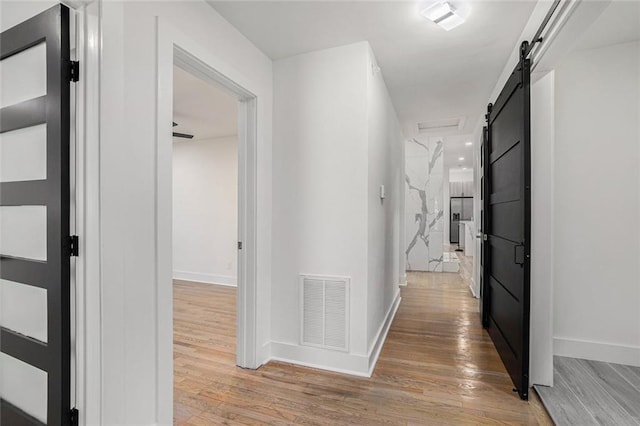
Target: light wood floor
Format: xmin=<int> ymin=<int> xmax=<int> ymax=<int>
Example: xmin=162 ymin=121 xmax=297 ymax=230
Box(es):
xmin=535 ymin=356 xmax=640 ymax=425
xmin=173 ymin=274 xmax=552 ymax=425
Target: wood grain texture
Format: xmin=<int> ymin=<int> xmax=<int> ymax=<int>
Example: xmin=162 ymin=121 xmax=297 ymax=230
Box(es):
xmin=174 ymin=273 xmax=551 ymax=425
xmin=536 ymin=356 xmax=640 ymax=426
xmin=534 ymin=373 xmax=599 ymax=425
xmin=580 ymin=359 xmax=640 ymax=422
xmin=611 ymin=363 xmax=640 ymax=393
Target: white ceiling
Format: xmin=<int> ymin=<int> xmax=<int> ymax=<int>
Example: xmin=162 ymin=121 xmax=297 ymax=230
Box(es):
xmin=442 ymin=133 xmax=475 ymax=170
xmin=573 ymin=0 xmax=640 ymax=52
xmin=173 ymin=65 xmax=238 ymax=141
xmin=209 ymin=0 xmax=537 ymax=141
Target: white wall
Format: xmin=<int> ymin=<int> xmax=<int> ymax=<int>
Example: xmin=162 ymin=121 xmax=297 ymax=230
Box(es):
xmin=100 ymin=1 xmax=273 ymax=423
xmin=449 ymin=168 xmax=474 ymax=183
xmin=272 ymin=42 xmax=369 ymax=360
xmin=530 ymin=70 xmax=555 ymax=386
xmin=471 ymin=123 xmax=483 ymax=298
xmin=172 ymin=136 xmax=238 ymax=286
xmin=271 ymin=41 xmax=403 ymax=375
xmin=443 ymin=171 xmax=450 ymax=245
xmin=553 ymin=40 xmax=640 ymax=366
xmin=365 ymin=45 xmax=404 ymax=353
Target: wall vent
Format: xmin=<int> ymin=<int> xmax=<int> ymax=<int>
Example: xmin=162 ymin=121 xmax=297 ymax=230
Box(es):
xmin=300 ymin=275 xmax=349 ymax=352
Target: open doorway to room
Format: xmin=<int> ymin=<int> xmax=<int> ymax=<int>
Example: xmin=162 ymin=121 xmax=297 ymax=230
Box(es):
xmin=404 ymin=134 xmax=478 ymax=284
xmin=171 ymin=62 xmax=240 ymax=381
xmin=528 ymin=0 xmax=640 ymax=421
xmin=154 ymin=30 xmax=260 ymax=422
xmin=441 ymin=136 xmax=476 ymax=286
xmin=445 ymin=168 xmax=474 ymax=278
xmin=168 ymin=58 xmax=250 ymax=422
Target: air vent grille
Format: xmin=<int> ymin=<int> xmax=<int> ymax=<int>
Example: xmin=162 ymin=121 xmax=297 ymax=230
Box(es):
xmin=417 ymin=116 xmax=465 ymax=133
xmin=300 ymin=275 xmax=349 ymax=351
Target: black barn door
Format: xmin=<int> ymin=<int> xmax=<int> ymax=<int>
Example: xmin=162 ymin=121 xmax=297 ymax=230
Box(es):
xmin=0 ymin=5 xmax=75 ymax=425
xmin=482 ymin=43 xmax=531 ymax=400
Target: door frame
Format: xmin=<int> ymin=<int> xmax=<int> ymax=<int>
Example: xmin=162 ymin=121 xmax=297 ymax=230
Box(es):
xmin=449 ymin=196 xmax=473 ymax=244
xmin=155 ymin=18 xmax=259 ymax=423
xmin=68 ymin=2 xmax=103 ymax=425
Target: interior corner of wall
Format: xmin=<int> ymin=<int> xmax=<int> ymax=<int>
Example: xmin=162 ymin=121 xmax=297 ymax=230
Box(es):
xmin=258 ymin=341 xmax=271 ymax=367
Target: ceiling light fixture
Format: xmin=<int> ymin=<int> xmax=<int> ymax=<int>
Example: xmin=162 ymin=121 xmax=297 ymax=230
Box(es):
xmin=458 ymin=157 xmax=465 ymax=161
xmin=465 ymin=142 xmax=473 ymax=146
xmin=420 ymin=2 xmax=466 ymax=31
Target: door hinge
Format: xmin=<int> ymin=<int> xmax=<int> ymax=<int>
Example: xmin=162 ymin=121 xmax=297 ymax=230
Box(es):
xmin=67 ymin=235 xmax=79 ymax=257
xmin=69 ymin=60 xmax=80 ymax=82
xmin=70 ymin=408 xmax=79 ymax=426
xmin=238 ymin=241 xmax=243 ymax=250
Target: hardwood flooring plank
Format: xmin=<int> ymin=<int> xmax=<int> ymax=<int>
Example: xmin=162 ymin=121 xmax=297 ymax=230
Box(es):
xmin=534 ymin=373 xmax=599 ymax=425
xmin=579 ymin=359 xmax=640 ymax=421
xmin=174 ymin=275 xmax=551 ymax=425
xmin=611 ymin=363 xmax=640 ymax=393
xmin=555 ymin=356 xmax=635 ymax=425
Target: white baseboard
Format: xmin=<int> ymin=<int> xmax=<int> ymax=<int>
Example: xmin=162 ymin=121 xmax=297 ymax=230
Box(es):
xmin=469 ymin=278 xmax=479 ymax=298
xmin=173 ymin=270 xmax=237 ymax=287
xmin=266 ymin=291 xmax=402 ymax=377
xmin=258 ymin=341 xmax=271 ymax=368
xmin=268 ymin=341 xmax=371 ymax=377
xmin=367 ymin=291 xmax=401 ymax=375
xmin=554 ymin=337 xmax=640 ymax=367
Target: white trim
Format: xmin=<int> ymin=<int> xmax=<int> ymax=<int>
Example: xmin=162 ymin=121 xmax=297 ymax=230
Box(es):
xmin=73 ymin=1 xmax=102 ymax=424
xmin=268 ymin=291 xmax=401 ymax=378
xmin=554 ymin=337 xmax=640 ymax=367
xmin=156 ymin=18 xmax=259 ymax=425
xmin=173 ymin=271 xmax=237 ymax=287
xmin=529 ymin=70 xmax=555 ymax=387
xmin=531 ymin=0 xmax=611 ymax=74
xmin=468 ymin=279 xmax=478 ymax=298
xmin=367 ymin=291 xmax=401 ymax=375
xmin=268 ymin=347 xmax=372 ymax=378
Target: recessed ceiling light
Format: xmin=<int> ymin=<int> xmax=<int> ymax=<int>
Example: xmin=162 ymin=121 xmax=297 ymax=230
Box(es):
xmin=462 ymin=167 xmax=467 ymax=170
xmin=458 ymin=157 xmax=465 ymax=161
xmin=465 ymin=142 xmax=473 ymax=146
xmin=420 ymin=2 xmax=466 ymax=31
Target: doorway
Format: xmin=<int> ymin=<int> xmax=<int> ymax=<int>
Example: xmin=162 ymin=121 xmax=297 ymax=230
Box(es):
xmin=171 ymin=65 xmax=239 ymax=288
xmin=155 ymin=23 xmax=260 ymax=420
xmin=449 ymin=196 xmax=473 ymax=245
xmin=171 ymin=62 xmax=240 ymax=397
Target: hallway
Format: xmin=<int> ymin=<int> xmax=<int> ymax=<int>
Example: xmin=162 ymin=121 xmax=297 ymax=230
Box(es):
xmin=174 ymin=273 xmax=551 ymax=424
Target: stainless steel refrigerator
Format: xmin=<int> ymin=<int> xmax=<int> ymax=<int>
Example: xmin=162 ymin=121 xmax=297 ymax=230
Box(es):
xmin=450 ymin=196 xmax=473 ymax=244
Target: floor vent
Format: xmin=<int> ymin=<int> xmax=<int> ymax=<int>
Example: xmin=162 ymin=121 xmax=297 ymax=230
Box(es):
xmin=300 ymin=275 xmax=349 ymax=352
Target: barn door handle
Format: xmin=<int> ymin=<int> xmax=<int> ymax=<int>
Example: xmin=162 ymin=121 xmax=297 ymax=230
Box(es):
xmin=514 ymin=244 xmax=525 ymax=265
